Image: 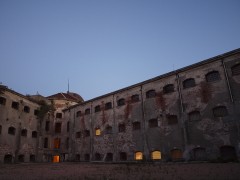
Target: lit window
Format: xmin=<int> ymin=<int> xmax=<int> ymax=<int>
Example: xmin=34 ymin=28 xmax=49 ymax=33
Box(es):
xmin=53 ymin=155 xmax=60 ymax=163
xmin=206 ymin=71 xmax=221 ymax=82
xmin=135 ymin=152 xmax=143 ymax=160
xmin=213 ymin=106 xmax=228 ymax=117
xmin=117 ymin=98 xmax=125 ymax=106
xmin=146 ymin=90 xmax=156 ymax=98
xmin=95 ymin=128 xmax=101 ymax=136
xmin=231 ymin=64 xmax=240 ymax=76
xmin=183 ymin=78 xmax=196 ymax=89
xmin=151 ymin=151 xmax=161 ymax=160
xmin=54 ymin=138 xmax=61 ymax=149
xmin=0 ymin=97 xmax=6 ymax=105
xmin=163 ymin=84 xmax=174 ymax=94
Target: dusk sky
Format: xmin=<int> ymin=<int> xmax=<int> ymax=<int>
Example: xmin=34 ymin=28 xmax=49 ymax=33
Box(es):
xmin=0 ymin=0 xmax=240 ymax=101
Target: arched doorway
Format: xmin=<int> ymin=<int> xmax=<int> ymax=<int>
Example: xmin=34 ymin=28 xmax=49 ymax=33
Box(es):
xmin=53 ymin=155 xmax=60 ymax=163
xmin=220 ymin=146 xmax=237 ymax=162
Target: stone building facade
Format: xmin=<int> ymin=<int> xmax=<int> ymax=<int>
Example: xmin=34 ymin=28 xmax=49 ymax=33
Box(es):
xmin=0 ymin=48 xmax=240 ymax=163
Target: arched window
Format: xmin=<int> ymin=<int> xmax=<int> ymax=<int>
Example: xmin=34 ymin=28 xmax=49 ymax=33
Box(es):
xmin=151 ymin=151 xmax=161 ymax=160
xmin=8 ymin=127 xmax=16 ymax=135
xmin=85 ymin=108 xmax=90 ymax=115
xmin=11 ymin=101 xmax=19 ymax=110
xmin=105 ymin=102 xmax=112 ymax=110
xmin=167 ymin=115 xmax=178 ymax=125
xmin=0 ymin=96 xmax=6 ymax=105
xmin=183 ymin=78 xmax=196 ymax=89
xmin=117 ymin=98 xmax=125 ymax=106
xmin=84 ymin=154 xmax=90 ymax=161
xmin=24 ymin=106 xmax=30 ymax=113
xmin=131 ymin=94 xmax=140 ymax=103
xmin=32 ymin=131 xmax=37 ymax=138
xmin=105 ymin=125 xmax=112 ymax=134
xmin=163 ymin=84 xmax=174 ymax=94
xmin=76 ymin=111 xmax=81 ymax=117
xmin=231 ymin=64 xmax=240 ymax=76
xmin=135 ymin=152 xmax=143 ymax=160
xmin=213 ymin=106 xmax=228 ymax=117
xmin=132 ymin=122 xmax=141 ymax=130
xmin=95 ymin=105 xmax=101 ymax=112
xmin=205 ymin=71 xmax=221 ymax=82
xmin=146 ymin=90 xmax=156 ymax=98
xmin=119 ymin=152 xmax=127 ymax=161
xmin=188 ymin=111 xmax=201 ymax=121
xmin=149 ymin=119 xmax=158 ymax=128
xmin=21 ymin=129 xmax=27 ymax=137
xmin=118 ymin=123 xmax=126 ymax=132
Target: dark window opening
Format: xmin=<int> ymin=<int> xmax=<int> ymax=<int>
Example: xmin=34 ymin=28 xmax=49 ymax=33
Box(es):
xmin=193 ymin=147 xmax=206 ymax=161
xmin=105 ymin=125 xmax=112 ymax=134
xmin=12 ymin=101 xmax=19 ymax=110
xmin=132 ymin=122 xmax=141 ymax=130
xmin=163 ymin=84 xmax=174 ymax=94
xmin=8 ymin=127 xmax=16 ymax=135
xmin=118 ymin=123 xmax=126 ymax=133
xmin=24 ymin=106 xmax=30 ymax=113
xmin=188 ymin=111 xmax=201 ymax=121
xmin=4 ymin=154 xmax=13 ymax=164
xmin=55 ymin=123 xmax=61 ymax=133
xmin=105 ymin=153 xmax=113 ymax=162
xmin=34 ymin=109 xmax=39 ymax=116
xmin=84 ymin=154 xmax=90 ymax=161
xmin=171 ymin=149 xmax=183 ymax=161
xmin=231 ymin=64 xmax=240 ymax=76
xmin=0 ymin=125 xmax=2 ymax=134
xmin=76 ymin=154 xmax=80 ymax=161
xmin=105 ymin=102 xmax=112 ymax=110
xmin=30 ymin=155 xmax=35 ymax=162
xmin=167 ymin=115 xmax=178 ymax=125
xmin=84 ymin=130 xmax=90 ymax=137
xmin=117 ymin=98 xmax=125 ymax=106
xmin=44 ymin=137 xmax=48 ymax=148
xmin=54 ymin=138 xmax=61 ymax=149
xmin=146 ymin=90 xmax=156 ymax=98
xmin=67 ymin=121 xmax=70 ymax=132
xmin=213 ymin=106 xmax=228 ymax=117
xmin=76 ymin=111 xmax=81 ymax=117
xmin=131 ymin=94 xmax=140 ymax=103
xmin=119 ymin=152 xmax=127 ymax=161
xmin=85 ymin=108 xmax=90 ymax=115
xmin=220 ymin=146 xmax=237 ymax=162
xmin=76 ymin=131 xmax=81 ymax=138
xmin=0 ymin=97 xmax=6 ymax=105
xmin=32 ymin=131 xmax=37 ymax=138
xmin=149 ymin=119 xmax=158 ymax=128
xmin=21 ymin=129 xmax=27 ymax=137
xmin=183 ymin=78 xmax=196 ymax=89
xmin=18 ymin=155 xmax=24 ymax=162
xmin=66 ymin=137 xmax=69 ymax=149
xmin=95 ymin=105 xmax=101 ymax=112
xmin=95 ymin=153 xmax=101 ymax=161
xmin=45 ymin=121 xmax=50 ymax=131
xmin=56 ymin=113 xmax=62 ymax=119
xmin=206 ymin=71 xmax=221 ymax=82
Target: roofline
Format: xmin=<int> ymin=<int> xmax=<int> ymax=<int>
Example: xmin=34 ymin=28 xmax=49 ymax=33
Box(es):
xmin=63 ymin=48 xmax=240 ymax=111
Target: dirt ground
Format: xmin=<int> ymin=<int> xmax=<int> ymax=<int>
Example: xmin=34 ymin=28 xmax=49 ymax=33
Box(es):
xmin=0 ymin=162 xmax=240 ymax=180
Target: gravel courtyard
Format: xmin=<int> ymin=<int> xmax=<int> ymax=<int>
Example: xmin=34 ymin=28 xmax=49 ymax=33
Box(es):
xmin=0 ymin=162 xmax=240 ymax=180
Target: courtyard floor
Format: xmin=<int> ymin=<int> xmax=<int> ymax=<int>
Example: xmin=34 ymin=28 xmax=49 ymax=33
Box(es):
xmin=0 ymin=162 xmax=240 ymax=180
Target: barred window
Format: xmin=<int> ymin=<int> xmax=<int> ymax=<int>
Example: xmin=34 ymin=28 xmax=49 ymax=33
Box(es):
xmin=132 ymin=122 xmax=141 ymax=130
xmin=11 ymin=101 xmax=19 ymax=110
xmin=183 ymin=78 xmax=196 ymax=89
xmin=21 ymin=129 xmax=27 ymax=137
xmin=206 ymin=71 xmax=221 ymax=82
xmin=95 ymin=105 xmax=101 ymax=112
xmin=131 ymin=94 xmax=140 ymax=103
xmin=105 ymin=102 xmax=112 ymax=110
xmin=146 ymin=90 xmax=156 ymax=98
xmin=76 ymin=111 xmax=81 ymax=117
xmin=188 ymin=111 xmax=201 ymax=121
xmin=163 ymin=84 xmax=174 ymax=94
xmin=118 ymin=123 xmax=126 ymax=132
xmin=213 ymin=106 xmax=228 ymax=117
xmin=85 ymin=108 xmax=90 ymax=115
xmin=167 ymin=115 xmax=178 ymax=125
xmin=149 ymin=119 xmax=158 ymax=128
xmin=0 ymin=97 xmax=6 ymax=105
xmin=117 ymin=98 xmax=125 ymax=106
xmin=231 ymin=64 xmax=240 ymax=76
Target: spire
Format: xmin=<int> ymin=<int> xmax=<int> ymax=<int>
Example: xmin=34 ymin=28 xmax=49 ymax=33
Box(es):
xmin=67 ymin=79 xmax=70 ymax=93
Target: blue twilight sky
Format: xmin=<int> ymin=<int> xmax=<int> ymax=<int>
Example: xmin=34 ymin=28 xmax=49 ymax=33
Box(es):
xmin=0 ymin=0 xmax=240 ymax=100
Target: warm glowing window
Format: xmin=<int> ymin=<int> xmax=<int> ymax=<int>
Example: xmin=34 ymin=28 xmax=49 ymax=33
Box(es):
xmin=95 ymin=128 xmax=101 ymax=136
xmin=54 ymin=138 xmax=61 ymax=149
xmin=53 ymin=155 xmax=60 ymax=163
xmin=151 ymin=151 xmax=161 ymax=160
xmin=135 ymin=152 xmax=143 ymax=160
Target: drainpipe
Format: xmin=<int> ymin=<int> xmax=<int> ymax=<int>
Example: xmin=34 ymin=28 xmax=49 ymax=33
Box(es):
xmin=113 ymin=94 xmax=117 ymax=162
xmin=140 ymin=85 xmax=149 ymax=161
xmin=15 ymin=122 xmax=21 ymax=163
xmin=222 ymin=60 xmax=234 ymax=103
xmin=176 ymin=74 xmax=188 ymax=147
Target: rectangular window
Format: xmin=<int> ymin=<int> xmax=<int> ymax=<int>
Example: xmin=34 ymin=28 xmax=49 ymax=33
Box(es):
xmin=55 ymin=123 xmax=61 ymax=133
xmin=0 ymin=97 xmax=6 ymax=105
xmin=45 ymin=121 xmax=50 ymax=131
xmin=11 ymin=101 xmax=19 ymax=110
xmin=24 ymin=106 xmax=30 ymax=113
xmin=56 ymin=113 xmax=62 ymax=119
xmin=105 ymin=102 xmax=112 ymax=110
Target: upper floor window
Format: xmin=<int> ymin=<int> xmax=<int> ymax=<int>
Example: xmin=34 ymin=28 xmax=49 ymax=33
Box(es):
xmin=0 ymin=97 xmax=6 ymax=105
xmin=163 ymin=84 xmax=174 ymax=94
xmin=34 ymin=109 xmax=39 ymax=116
xmin=44 ymin=137 xmax=48 ymax=148
xmin=24 ymin=106 xmax=30 ymax=113
xmin=205 ymin=71 xmax=221 ymax=82
xmin=84 ymin=130 xmax=90 ymax=137
xmin=0 ymin=125 xmax=2 ymax=134
xmin=213 ymin=106 xmax=228 ymax=117
xmin=55 ymin=123 xmax=61 ymax=133
xmin=67 ymin=121 xmax=70 ymax=132
xmin=12 ymin=101 xmax=19 ymax=110
xmin=188 ymin=111 xmax=201 ymax=121
xmin=231 ymin=64 xmax=240 ymax=76
xmin=95 ymin=105 xmax=101 ymax=112
xmin=85 ymin=108 xmax=90 ymax=115
xmin=183 ymin=78 xmax=196 ymax=89
xmin=146 ymin=90 xmax=156 ymax=98
xmin=131 ymin=94 xmax=140 ymax=103
xmin=8 ymin=127 xmax=16 ymax=135
xmin=118 ymin=123 xmax=126 ymax=132
xmin=56 ymin=113 xmax=62 ymax=119
xmin=76 ymin=131 xmax=81 ymax=138
xmin=32 ymin=131 xmax=37 ymax=138
xmin=21 ymin=129 xmax=27 ymax=137
xmin=132 ymin=122 xmax=141 ymax=130
xmin=117 ymin=98 xmax=125 ymax=106
xmin=105 ymin=125 xmax=112 ymax=134
xmin=45 ymin=121 xmax=50 ymax=131
xmin=119 ymin=152 xmax=127 ymax=161
xmin=149 ymin=119 xmax=158 ymax=128
xmin=167 ymin=115 xmax=178 ymax=125
xmin=95 ymin=128 xmax=101 ymax=136
xmin=76 ymin=111 xmax=81 ymax=117
xmin=105 ymin=102 xmax=112 ymax=110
